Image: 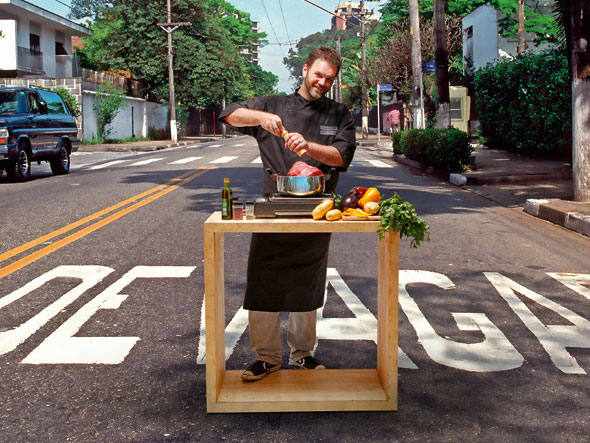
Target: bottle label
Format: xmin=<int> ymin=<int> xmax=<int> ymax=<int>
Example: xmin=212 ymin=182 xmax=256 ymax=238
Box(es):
xmin=222 ymin=199 xmax=229 ymax=217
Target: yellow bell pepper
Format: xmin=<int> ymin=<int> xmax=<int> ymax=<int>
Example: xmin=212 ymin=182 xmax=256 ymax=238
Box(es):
xmin=358 ymin=187 xmax=380 ymax=208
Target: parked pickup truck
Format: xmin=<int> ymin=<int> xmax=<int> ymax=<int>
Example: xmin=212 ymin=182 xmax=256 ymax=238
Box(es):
xmin=0 ymin=86 xmax=79 ymax=180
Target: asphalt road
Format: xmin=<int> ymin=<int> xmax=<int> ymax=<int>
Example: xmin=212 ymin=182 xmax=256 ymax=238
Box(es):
xmin=1 ymin=136 xmax=589 ymax=441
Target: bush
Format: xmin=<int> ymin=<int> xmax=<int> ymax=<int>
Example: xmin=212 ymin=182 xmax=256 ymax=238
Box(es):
xmin=393 ymin=128 xmax=473 ymax=172
xmin=53 ymin=88 xmax=80 ymax=118
xmin=473 ymin=48 xmax=571 ymax=158
xmin=93 ymin=82 xmax=126 ymax=138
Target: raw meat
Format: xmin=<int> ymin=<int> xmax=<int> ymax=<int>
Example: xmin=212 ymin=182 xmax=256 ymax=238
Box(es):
xmin=287 ymin=161 xmax=323 ymax=177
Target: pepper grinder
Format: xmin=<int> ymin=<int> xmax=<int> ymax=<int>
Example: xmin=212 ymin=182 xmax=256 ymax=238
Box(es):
xmin=281 ymin=129 xmax=307 ymax=157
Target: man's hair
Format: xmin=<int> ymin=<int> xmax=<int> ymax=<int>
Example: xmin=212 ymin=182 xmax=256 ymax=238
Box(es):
xmin=305 ymin=46 xmax=341 ymax=73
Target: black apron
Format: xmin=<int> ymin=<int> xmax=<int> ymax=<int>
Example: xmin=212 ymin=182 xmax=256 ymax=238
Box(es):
xmin=220 ymin=92 xmax=356 ymax=311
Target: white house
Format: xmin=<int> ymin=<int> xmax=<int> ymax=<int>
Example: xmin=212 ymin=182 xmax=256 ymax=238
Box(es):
xmin=0 ymin=0 xmax=91 ymax=78
xmin=462 ymin=3 xmax=555 ymax=72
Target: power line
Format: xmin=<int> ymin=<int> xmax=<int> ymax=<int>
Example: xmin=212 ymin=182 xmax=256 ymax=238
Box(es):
xmin=277 ymin=0 xmax=293 ymax=50
xmin=300 ymin=0 xmax=360 ymax=29
xmin=51 ymin=0 xmax=71 ymax=10
xmin=260 ymin=0 xmax=285 ymax=57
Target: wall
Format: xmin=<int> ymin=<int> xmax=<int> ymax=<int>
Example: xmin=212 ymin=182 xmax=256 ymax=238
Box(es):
xmin=0 ymin=20 xmax=17 ymax=70
xmin=462 ymin=5 xmax=499 ymax=72
xmin=82 ymin=91 xmax=168 ymax=141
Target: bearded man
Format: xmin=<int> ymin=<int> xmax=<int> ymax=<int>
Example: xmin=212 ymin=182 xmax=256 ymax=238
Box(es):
xmin=220 ymin=46 xmax=356 ymax=381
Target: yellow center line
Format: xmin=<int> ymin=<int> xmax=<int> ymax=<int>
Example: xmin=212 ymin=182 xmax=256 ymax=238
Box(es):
xmin=0 ymin=166 xmax=216 ymax=280
xmin=0 ymin=169 xmax=198 ymax=264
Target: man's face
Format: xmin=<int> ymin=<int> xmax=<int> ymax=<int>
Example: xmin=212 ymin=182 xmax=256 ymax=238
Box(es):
xmin=302 ymin=58 xmax=338 ymax=100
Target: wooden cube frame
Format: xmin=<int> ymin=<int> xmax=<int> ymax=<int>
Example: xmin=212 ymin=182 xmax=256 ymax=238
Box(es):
xmin=203 ymin=212 xmax=399 ymax=413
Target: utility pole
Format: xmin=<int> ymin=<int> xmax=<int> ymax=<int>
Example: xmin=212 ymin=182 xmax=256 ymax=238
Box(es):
xmin=336 ymin=37 xmax=342 ymax=103
xmin=408 ymin=0 xmax=424 ymax=128
xmin=571 ymin=0 xmax=590 ymax=201
xmin=433 ymin=0 xmax=450 ymax=128
xmin=517 ymin=0 xmax=527 ymax=55
xmin=360 ymin=0 xmax=368 ymax=139
xmin=158 ymin=0 xmax=190 ymax=143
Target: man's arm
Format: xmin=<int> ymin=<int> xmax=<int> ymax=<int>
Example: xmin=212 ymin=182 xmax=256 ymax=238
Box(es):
xmin=222 ymin=108 xmax=285 ymax=138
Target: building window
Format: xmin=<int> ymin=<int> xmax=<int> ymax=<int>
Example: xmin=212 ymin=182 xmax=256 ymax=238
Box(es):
xmin=56 ymin=41 xmax=68 ymax=55
xmin=450 ymin=98 xmax=462 ymax=120
xmin=29 ymin=34 xmax=41 ymax=55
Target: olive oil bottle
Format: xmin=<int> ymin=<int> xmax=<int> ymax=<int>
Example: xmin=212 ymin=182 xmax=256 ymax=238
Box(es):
xmin=221 ymin=178 xmax=232 ymax=219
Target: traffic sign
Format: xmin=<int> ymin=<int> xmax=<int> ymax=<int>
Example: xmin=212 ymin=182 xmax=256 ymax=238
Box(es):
xmin=378 ymin=84 xmax=393 ymax=92
xmin=422 ymin=62 xmax=436 ymax=73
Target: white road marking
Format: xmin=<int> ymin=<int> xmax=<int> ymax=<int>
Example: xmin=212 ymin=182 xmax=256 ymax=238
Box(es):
xmin=251 ymin=156 xmax=262 ymax=164
xmin=21 ymin=266 xmax=195 ymax=365
xmin=209 ymin=144 xmax=222 ymax=148
xmin=0 ymin=266 xmax=114 ymax=356
xmin=367 ymin=159 xmax=392 ymax=168
xmin=399 ymin=271 xmax=524 ymax=372
xmin=210 ymin=156 xmax=238 ymax=164
xmin=89 ymin=160 xmax=127 ymax=170
xmin=129 ymin=158 xmax=163 ymax=166
xmin=168 ymin=156 xmax=202 ymax=164
xmin=233 ymin=143 xmax=245 ymax=147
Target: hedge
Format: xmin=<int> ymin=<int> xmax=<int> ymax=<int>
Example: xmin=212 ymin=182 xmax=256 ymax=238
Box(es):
xmin=473 ymin=49 xmax=571 ymax=158
xmin=392 ymin=128 xmax=473 ymax=172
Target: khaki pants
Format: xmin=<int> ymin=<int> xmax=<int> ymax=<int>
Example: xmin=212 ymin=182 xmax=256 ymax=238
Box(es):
xmin=248 ymin=310 xmax=317 ymax=366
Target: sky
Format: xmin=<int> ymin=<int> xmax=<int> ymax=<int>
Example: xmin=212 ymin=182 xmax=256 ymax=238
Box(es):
xmin=34 ymin=0 xmax=388 ymax=92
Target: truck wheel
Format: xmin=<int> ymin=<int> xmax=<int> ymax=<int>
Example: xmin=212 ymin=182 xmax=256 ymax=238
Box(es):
xmin=50 ymin=144 xmax=70 ymax=175
xmin=11 ymin=143 xmax=31 ymax=181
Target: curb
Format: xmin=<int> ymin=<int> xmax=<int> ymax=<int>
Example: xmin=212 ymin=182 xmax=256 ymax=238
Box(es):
xmin=458 ymin=171 xmax=571 ymax=185
xmin=524 ymin=199 xmax=590 ymax=237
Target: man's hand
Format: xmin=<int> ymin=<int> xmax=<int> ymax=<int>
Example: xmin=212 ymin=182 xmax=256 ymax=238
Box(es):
xmin=284 ymin=132 xmax=310 ymax=156
xmin=258 ymin=112 xmax=285 ymax=137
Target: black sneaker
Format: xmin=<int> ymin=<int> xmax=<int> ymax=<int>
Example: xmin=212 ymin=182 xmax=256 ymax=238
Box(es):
xmin=292 ymin=356 xmax=325 ymax=370
xmin=241 ymin=360 xmax=281 ymax=382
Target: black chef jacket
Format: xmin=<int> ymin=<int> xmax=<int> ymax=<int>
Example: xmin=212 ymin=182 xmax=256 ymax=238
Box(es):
xmin=220 ymin=92 xmax=356 ymax=311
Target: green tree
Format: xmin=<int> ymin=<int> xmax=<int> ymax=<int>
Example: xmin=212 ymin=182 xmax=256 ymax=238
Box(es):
xmin=377 ymin=0 xmax=559 ymax=46
xmin=76 ymin=0 xmax=277 ymax=113
xmin=69 ymin=0 xmax=110 ymax=21
xmin=93 ymin=82 xmax=125 ymax=138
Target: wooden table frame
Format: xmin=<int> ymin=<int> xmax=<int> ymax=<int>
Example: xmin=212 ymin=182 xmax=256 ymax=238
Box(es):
xmin=203 ymin=212 xmax=399 ymax=413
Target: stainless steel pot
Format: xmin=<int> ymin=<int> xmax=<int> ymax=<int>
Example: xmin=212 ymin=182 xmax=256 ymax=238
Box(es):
xmin=267 ymin=168 xmax=332 ymax=197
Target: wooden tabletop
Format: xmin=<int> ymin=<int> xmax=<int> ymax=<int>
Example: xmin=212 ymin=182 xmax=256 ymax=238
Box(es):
xmin=204 ymin=211 xmax=382 ymax=234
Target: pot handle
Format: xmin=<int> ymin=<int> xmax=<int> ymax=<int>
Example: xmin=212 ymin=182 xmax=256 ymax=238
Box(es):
xmin=265 ymin=168 xmax=278 ymax=182
xmin=325 ymin=167 xmax=336 ymax=181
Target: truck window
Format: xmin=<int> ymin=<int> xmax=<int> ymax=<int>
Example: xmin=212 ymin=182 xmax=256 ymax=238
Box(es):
xmin=29 ymin=93 xmax=40 ymax=114
xmin=38 ymin=90 xmax=67 ymax=115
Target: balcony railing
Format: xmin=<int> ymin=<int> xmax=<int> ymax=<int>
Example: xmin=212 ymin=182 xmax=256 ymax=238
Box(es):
xmin=17 ymin=46 xmax=44 ymax=75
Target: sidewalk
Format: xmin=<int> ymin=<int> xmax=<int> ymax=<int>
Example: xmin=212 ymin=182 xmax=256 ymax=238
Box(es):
xmin=359 ymin=133 xmax=590 ymax=238
xmin=78 ymin=135 xmax=230 ymax=153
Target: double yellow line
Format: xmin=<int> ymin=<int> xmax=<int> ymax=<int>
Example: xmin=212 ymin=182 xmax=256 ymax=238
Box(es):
xmin=0 ymin=166 xmax=216 ymax=279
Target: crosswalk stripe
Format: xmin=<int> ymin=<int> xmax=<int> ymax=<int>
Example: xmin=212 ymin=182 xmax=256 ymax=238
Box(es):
xmin=252 ymin=156 xmax=262 ymax=164
xmin=367 ymin=159 xmax=392 ymax=168
xmin=130 ymin=158 xmax=164 ymax=166
xmin=89 ymin=160 xmax=127 ymax=170
xmin=210 ymin=156 xmax=238 ymax=164
xmin=169 ymin=156 xmax=202 ymax=164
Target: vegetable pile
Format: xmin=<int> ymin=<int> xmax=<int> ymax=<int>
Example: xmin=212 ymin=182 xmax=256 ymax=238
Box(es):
xmin=377 ymin=194 xmax=430 ymax=247
xmin=321 ymin=187 xmax=430 ymax=247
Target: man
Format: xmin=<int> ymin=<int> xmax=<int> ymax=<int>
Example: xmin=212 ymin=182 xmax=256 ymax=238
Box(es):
xmin=220 ymin=46 xmax=356 ymax=382
xmin=387 ymin=108 xmax=400 ymax=133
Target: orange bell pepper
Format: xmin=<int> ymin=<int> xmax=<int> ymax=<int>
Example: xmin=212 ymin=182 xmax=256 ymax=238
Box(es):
xmin=358 ymin=187 xmax=380 ymax=208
